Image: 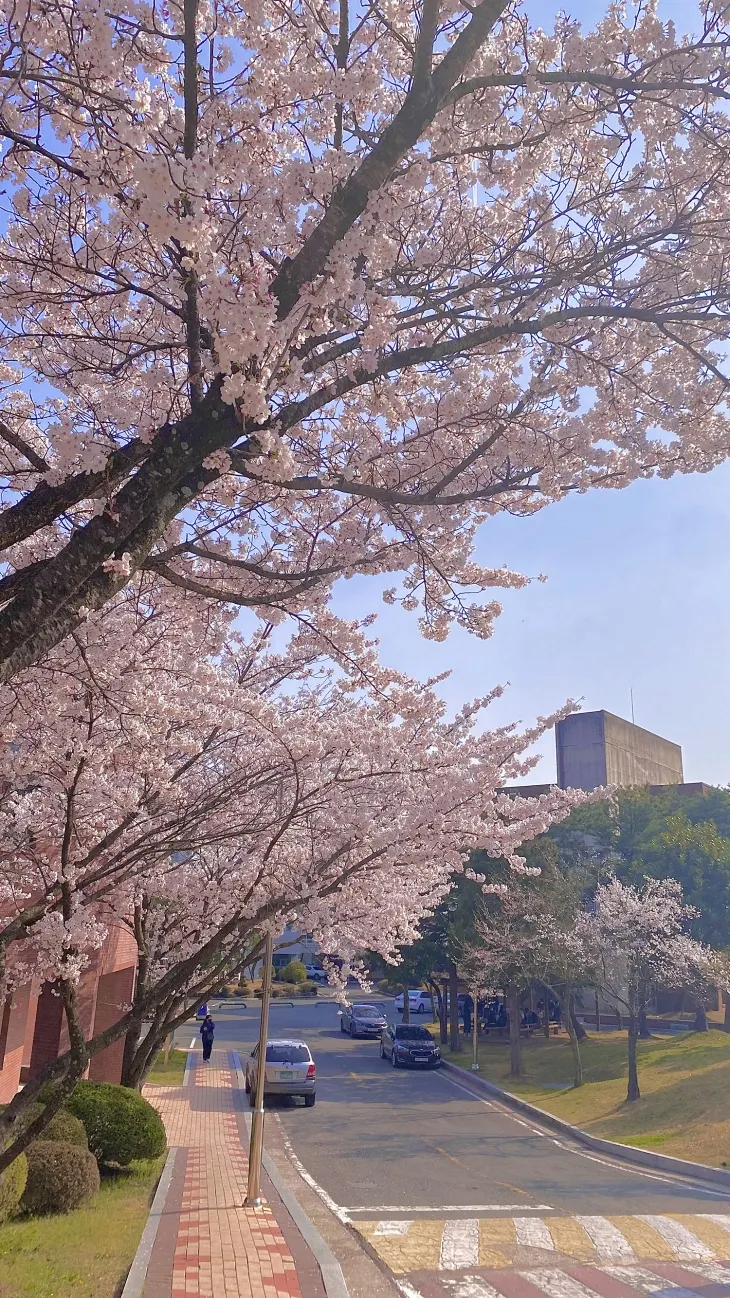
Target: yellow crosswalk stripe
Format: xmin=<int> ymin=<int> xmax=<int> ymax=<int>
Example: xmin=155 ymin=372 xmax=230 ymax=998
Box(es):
xmin=479 ymin=1218 xmax=515 ymax=1268
xmin=606 ymin=1216 xmax=677 ymax=1260
xmin=356 ymin=1219 xmax=442 ymax=1275
xmin=546 ymin=1217 xmax=596 ymax=1262
xmin=670 ymin=1215 xmax=730 ymax=1259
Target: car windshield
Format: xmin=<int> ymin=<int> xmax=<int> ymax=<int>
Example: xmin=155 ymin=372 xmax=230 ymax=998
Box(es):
xmin=265 ymin=1044 xmax=310 ymax=1063
xmin=395 ymin=1025 xmax=432 ymax=1041
xmin=352 ymin=1005 xmax=381 ymax=1018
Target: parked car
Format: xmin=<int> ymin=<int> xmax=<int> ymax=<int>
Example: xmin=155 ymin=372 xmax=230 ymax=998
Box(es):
xmin=305 ymin=965 xmax=328 ymax=983
xmin=380 ymin=1023 xmax=441 ymax=1068
xmin=245 ymin=1039 xmax=316 ymax=1106
xmin=339 ymin=1002 xmax=388 ymax=1037
xmin=394 ymin=989 xmax=432 ymax=1015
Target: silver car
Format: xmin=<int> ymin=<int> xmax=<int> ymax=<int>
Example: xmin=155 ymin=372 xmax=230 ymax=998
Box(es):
xmin=339 ymin=1002 xmax=388 ymax=1038
xmin=245 ymin=1039 xmax=316 ymax=1107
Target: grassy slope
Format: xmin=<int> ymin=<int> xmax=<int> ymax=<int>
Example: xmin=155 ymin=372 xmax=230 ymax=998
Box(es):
xmin=0 ymin=1157 xmax=164 ymax=1298
xmin=442 ymin=1028 xmax=730 ymax=1168
xmin=145 ymin=1047 xmax=188 ymax=1086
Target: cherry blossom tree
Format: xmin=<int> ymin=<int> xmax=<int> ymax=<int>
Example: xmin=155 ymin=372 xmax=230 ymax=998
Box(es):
xmin=578 ymin=877 xmax=730 ymax=1101
xmin=2 ymin=3 xmax=730 ymax=674
xmin=0 ymin=578 xmax=587 ymax=1171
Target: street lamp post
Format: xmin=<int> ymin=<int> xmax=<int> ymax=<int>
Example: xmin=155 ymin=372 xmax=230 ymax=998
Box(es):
xmin=471 ymin=985 xmax=479 ymax=1072
xmin=245 ymin=931 xmax=273 ymax=1206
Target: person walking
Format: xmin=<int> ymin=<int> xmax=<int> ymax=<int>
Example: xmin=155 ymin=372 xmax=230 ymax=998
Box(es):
xmin=200 ymin=1013 xmax=215 ymax=1062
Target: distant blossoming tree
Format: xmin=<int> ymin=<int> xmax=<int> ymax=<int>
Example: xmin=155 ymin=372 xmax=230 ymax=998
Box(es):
xmin=1 ymin=3 xmax=730 ymax=671
xmin=578 ymin=877 xmax=730 ymax=1101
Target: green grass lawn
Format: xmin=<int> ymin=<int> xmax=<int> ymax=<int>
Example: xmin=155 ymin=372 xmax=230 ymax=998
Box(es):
xmin=145 ymin=1047 xmax=188 ymax=1086
xmin=0 ymin=1156 xmax=164 ymax=1298
xmin=440 ymin=1027 xmax=730 ymax=1168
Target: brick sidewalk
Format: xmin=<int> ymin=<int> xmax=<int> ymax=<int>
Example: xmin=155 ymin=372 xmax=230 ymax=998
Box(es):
xmin=142 ymin=1049 xmax=312 ymax=1298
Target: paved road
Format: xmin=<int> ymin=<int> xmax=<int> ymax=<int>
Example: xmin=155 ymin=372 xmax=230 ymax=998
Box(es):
xmin=203 ymin=997 xmax=730 ymax=1298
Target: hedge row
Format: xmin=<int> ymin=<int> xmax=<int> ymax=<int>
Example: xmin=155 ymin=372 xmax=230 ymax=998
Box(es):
xmin=0 ymin=1081 xmax=166 ymax=1219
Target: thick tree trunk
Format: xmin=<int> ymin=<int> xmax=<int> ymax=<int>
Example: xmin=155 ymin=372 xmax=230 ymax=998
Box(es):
xmin=507 ymin=985 xmax=524 ymax=1077
xmin=566 ymin=991 xmax=584 ymax=1087
xmin=440 ymin=979 xmax=448 ymax=1045
xmin=449 ymin=965 xmax=460 ymax=1052
xmin=543 ymin=983 xmax=551 ymax=1037
xmin=694 ymin=1003 xmax=708 ymax=1032
xmin=569 ymin=997 xmax=587 ymax=1042
xmin=626 ymin=1016 xmax=641 ymax=1101
xmin=723 ymin=989 xmax=730 ymax=1032
xmin=638 ymin=1007 xmax=651 ymax=1039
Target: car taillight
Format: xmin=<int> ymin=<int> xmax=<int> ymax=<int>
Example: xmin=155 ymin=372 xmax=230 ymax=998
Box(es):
xmin=306 ymin=1063 xmax=316 ymax=1080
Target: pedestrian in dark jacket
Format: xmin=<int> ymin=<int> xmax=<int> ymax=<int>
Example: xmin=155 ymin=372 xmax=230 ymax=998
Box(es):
xmin=200 ymin=1014 xmax=215 ymax=1061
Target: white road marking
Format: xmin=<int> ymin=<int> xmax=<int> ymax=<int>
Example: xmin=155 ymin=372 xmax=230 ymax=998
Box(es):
xmin=441 ymin=1279 xmax=502 ymax=1298
xmin=575 ymin=1216 xmax=636 ymax=1261
xmin=396 ymin=1283 xmax=425 ymax=1298
xmin=514 ymin=1217 xmax=556 ymax=1250
xmin=345 ymin=1205 xmax=554 ymax=1214
xmin=604 ymin=1265 xmax=690 ymax=1294
xmin=440 ymin=1219 xmax=480 ymax=1270
xmin=274 ymin=1116 xmax=351 ymax=1223
xmin=520 ymin=1267 xmax=604 ymax=1298
xmin=699 ymin=1215 xmax=730 ymax=1234
xmin=189 ymin=1037 xmax=196 ymax=1049
xmin=637 ymin=1216 xmax=715 ymax=1260
xmin=374 ymin=1220 xmax=413 ymax=1237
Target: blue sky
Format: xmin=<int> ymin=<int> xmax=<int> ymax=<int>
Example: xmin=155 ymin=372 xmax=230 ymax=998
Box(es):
xmin=332 ymin=0 xmax=730 ymax=789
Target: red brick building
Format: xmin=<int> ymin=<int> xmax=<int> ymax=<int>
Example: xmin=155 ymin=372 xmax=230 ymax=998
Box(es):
xmin=0 ymin=924 xmax=137 ymax=1103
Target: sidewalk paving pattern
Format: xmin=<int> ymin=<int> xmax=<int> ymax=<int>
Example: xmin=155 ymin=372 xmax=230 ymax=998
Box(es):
xmin=142 ymin=1051 xmax=303 ymax=1298
xmin=356 ymin=1213 xmax=730 ymax=1298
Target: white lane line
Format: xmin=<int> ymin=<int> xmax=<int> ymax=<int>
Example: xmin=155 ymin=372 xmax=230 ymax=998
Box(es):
xmin=374 ymin=1221 xmax=412 ymax=1237
xmin=435 ymin=1069 xmax=730 ymax=1200
xmin=275 ymin=1117 xmax=351 ymax=1224
xmin=700 ymin=1215 xmax=730 ymax=1234
xmin=514 ymin=1217 xmax=556 ymax=1250
xmin=519 ymin=1268 xmax=603 ymax=1298
xmin=604 ymin=1265 xmax=691 ymax=1295
xmin=441 ymin=1279 xmax=502 ymax=1298
xmin=440 ymin=1218 xmax=480 ymax=1270
xmin=345 ymin=1204 xmax=554 ymax=1214
xmin=637 ymin=1216 xmax=715 ymax=1260
xmin=574 ymin=1216 xmax=635 ymax=1261
xmin=189 ymin=1037 xmax=196 ymax=1049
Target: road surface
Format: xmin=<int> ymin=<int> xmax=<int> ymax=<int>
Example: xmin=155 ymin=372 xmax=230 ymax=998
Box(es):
xmin=206 ymin=996 xmax=730 ymax=1298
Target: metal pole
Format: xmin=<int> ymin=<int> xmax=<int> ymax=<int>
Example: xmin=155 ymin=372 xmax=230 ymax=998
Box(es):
xmin=471 ymin=986 xmax=479 ymax=1071
xmin=245 ymin=932 xmax=273 ymax=1206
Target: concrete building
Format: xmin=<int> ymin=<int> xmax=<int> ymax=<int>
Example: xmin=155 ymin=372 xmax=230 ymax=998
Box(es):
xmin=555 ymin=710 xmax=684 ymax=792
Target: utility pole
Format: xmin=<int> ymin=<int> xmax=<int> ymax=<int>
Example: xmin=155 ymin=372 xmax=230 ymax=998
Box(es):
xmin=245 ymin=932 xmax=273 ymax=1206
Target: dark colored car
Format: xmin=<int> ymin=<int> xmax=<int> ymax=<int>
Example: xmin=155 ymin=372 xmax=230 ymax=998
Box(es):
xmin=340 ymin=1002 xmax=388 ymax=1038
xmin=380 ymin=1023 xmax=441 ymax=1068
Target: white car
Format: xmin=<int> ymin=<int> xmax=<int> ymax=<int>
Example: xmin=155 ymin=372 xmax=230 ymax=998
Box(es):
xmin=394 ymin=989 xmax=432 ymax=1015
xmin=304 ymin=965 xmax=327 ymax=983
xmin=245 ymin=1038 xmax=316 ymax=1107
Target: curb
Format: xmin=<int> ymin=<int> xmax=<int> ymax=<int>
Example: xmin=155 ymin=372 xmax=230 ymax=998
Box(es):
xmin=440 ymin=1060 xmax=730 ymax=1191
xmin=119 ymin=1147 xmax=179 ymax=1298
xmin=230 ymin=1051 xmax=350 ymax=1298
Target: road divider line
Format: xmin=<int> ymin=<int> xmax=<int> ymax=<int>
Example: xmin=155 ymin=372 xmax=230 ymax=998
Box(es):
xmin=344 ymin=1205 xmax=555 ymax=1215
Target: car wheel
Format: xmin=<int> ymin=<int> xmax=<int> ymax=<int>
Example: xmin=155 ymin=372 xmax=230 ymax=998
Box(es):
xmin=418 ymin=1003 xmax=426 ymax=1014
xmin=391 ymin=1050 xmax=399 ymax=1069
xmin=380 ymin=1043 xmax=385 ymax=1058
xmin=304 ymin=1093 xmax=316 ymax=1107
xmin=350 ymin=1023 xmax=357 ymax=1039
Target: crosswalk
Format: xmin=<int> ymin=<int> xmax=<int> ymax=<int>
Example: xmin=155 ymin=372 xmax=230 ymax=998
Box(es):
xmin=355 ymin=1212 xmax=730 ymax=1276
xmin=431 ymin=1262 xmax=730 ymax=1298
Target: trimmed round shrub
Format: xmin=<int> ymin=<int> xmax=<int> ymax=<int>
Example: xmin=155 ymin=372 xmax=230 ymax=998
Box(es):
xmin=21 ymin=1140 xmax=99 ymax=1215
xmin=0 ymin=1153 xmax=28 ymax=1223
xmin=280 ymin=960 xmax=307 ymax=984
xmin=0 ymin=1103 xmax=87 ymax=1150
xmin=66 ymin=1081 xmax=166 ymax=1166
